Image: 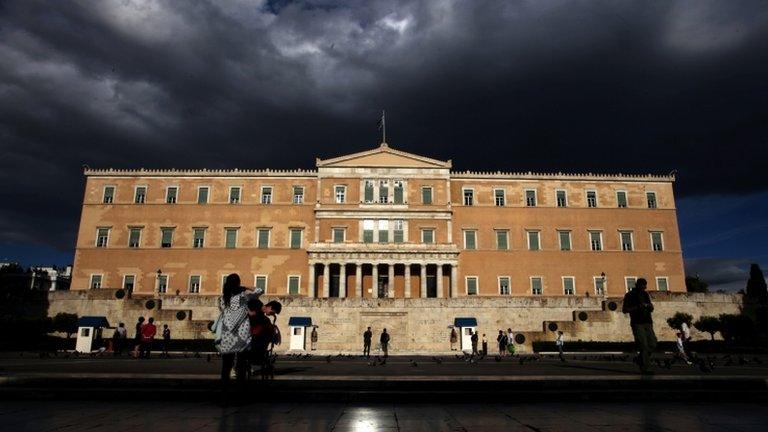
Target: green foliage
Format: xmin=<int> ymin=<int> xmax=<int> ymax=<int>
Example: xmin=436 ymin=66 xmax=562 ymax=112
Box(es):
xmin=718 ymin=313 xmax=755 ymax=342
xmin=685 ymin=276 xmax=709 ymax=293
xmin=52 ymin=312 xmax=79 ymax=339
xmin=666 ymin=312 xmax=693 ymax=331
xmin=693 ymin=316 xmax=720 ymax=340
xmin=745 ymin=264 xmax=768 ymax=304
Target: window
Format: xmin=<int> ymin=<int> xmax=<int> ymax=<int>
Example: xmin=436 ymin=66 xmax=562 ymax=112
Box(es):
xmin=123 ymin=275 xmax=135 ymax=291
xmin=166 ymin=186 xmax=178 ymax=204
xmin=225 ymin=228 xmax=238 ymax=249
xmin=651 ymin=232 xmax=664 ymax=251
xmin=563 ymin=277 xmax=575 ymax=295
xmin=363 ymin=220 xmax=374 ymax=243
xmin=499 ymin=276 xmax=510 ymax=295
xmin=288 ymin=276 xmax=300 ymax=295
xmin=463 ymin=189 xmax=474 ymax=206
xmin=335 ymin=186 xmax=346 ymax=204
xmin=189 ymin=275 xmax=201 ymax=293
xmin=90 ymin=275 xmax=102 ymax=289
xmin=586 ymin=190 xmax=597 ymax=208
xmin=496 ymin=230 xmax=509 ymax=250
xmin=466 ymin=277 xmax=478 ymax=295
xmin=229 ymin=187 xmax=241 ymax=204
xmin=494 ymin=189 xmax=505 ymax=206
xmin=558 ymin=230 xmax=571 ymax=251
xmin=255 ymin=275 xmax=267 ymax=292
xmin=128 ymin=228 xmax=141 ymax=248
xmin=393 ymin=180 xmax=404 ymax=204
xmin=378 ymin=220 xmax=389 ymax=243
xmin=157 ymin=275 xmax=168 ymax=293
xmin=197 ymin=186 xmax=209 ymax=204
xmin=261 ymin=186 xmax=273 ymax=204
xmin=422 ymin=229 xmax=435 ymax=244
xmin=96 ymin=228 xmax=109 ymax=248
xmin=293 ymin=186 xmax=304 ymax=204
xmin=656 ymin=277 xmax=669 ymax=292
xmin=531 ymin=277 xmax=543 ymax=295
xmin=620 ymin=231 xmax=634 ymax=251
xmin=464 ymin=230 xmax=477 ymax=250
xmin=646 ymin=192 xmax=657 ymax=209
xmin=625 ymin=277 xmax=637 ymax=292
xmin=379 ymin=180 xmax=389 ymax=204
xmin=525 ymin=189 xmax=537 ymax=207
xmin=193 ymin=228 xmax=205 ymax=248
xmin=103 ymin=186 xmax=115 ymax=204
xmin=616 ymin=190 xmax=627 ymax=208
xmin=161 ymin=228 xmax=174 ymax=248
xmin=332 ymin=228 xmax=345 ymax=243
xmin=422 ymin=187 xmax=433 ymax=204
xmin=257 ymin=228 xmax=270 ymax=249
xmin=594 ymin=276 xmax=605 ymax=296
xmin=134 ymin=186 xmax=146 ymax=204
xmin=364 ymin=180 xmax=375 ymax=203
xmin=589 ymin=231 xmax=603 ymax=251
xmin=393 ymin=220 xmax=404 ymax=243
xmin=289 ymin=229 xmax=302 ymax=249
xmin=527 ymin=231 xmax=540 ymax=251
xmin=556 ymin=190 xmax=567 ymax=207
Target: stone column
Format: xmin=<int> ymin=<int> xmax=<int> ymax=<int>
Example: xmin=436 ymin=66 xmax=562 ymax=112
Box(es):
xmin=388 ymin=263 xmax=395 ymax=298
xmin=436 ymin=264 xmax=444 ymax=298
xmin=451 ymin=264 xmax=458 ymax=298
xmin=339 ymin=264 xmax=347 ymax=298
xmin=308 ymin=264 xmax=316 ymax=298
xmin=372 ymin=264 xmax=379 ymax=298
xmin=420 ymin=264 xmax=427 ymax=298
xmin=404 ymin=264 xmax=411 ymax=298
xmin=322 ymin=263 xmax=330 ymax=298
xmin=355 ymin=263 xmax=362 ymax=298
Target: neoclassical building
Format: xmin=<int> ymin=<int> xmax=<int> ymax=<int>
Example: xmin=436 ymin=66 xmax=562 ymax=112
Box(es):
xmin=72 ymin=144 xmax=684 ymax=300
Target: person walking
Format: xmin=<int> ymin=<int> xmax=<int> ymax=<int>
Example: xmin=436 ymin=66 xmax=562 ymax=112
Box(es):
xmin=112 ymin=322 xmax=127 ymax=356
xmin=380 ymin=329 xmax=390 ymax=358
xmin=481 ymin=333 xmax=488 ymax=356
xmin=216 ymin=273 xmax=252 ymax=384
xmin=139 ymin=317 xmax=157 ymax=359
xmin=363 ymin=327 xmax=372 ymax=357
xmin=450 ymin=328 xmax=458 ymax=351
xmin=132 ymin=317 xmax=145 ymax=358
xmin=310 ymin=327 xmax=318 ymax=351
xmin=556 ymin=331 xmax=566 ymax=362
xmin=470 ymin=331 xmax=479 ymax=355
xmin=162 ymin=324 xmax=171 ymax=358
xmin=497 ymin=330 xmax=507 ymax=356
xmin=506 ymin=328 xmax=516 ymax=355
xmin=622 ymin=278 xmax=658 ymax=374
xmin=675 ymin=331 xmax=693 ymax=365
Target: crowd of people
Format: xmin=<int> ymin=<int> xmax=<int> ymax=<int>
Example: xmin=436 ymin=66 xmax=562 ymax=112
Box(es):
xmin=107 ymin=317 xmax=171 ymax=358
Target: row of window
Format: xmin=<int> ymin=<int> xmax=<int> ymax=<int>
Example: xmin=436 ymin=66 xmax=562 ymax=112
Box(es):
xmin=461 ymin=229 xmax=665 ymax=252
xmin=96 ymin=227 xmax=304 ymax=249
xmin=101 ymin=184 xmax=659 ymax=209
xmin=89 ymin=273 xmax=669 ymax=295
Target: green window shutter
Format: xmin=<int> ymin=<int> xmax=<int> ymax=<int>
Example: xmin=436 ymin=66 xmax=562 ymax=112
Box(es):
xmin=161 ymin=228 xmax=173 ymax=247
xmin=258 ymin=229 xmax=270 ymax=248
xmin=255 ymin=276 xmax=267 ymax=291
xmin=379 ymin=230 xmax=389 ymax=243
xmin=617 ymin=191 xmax=627 ymax=208
xmin=290 ymin=230 xmax=302 ymax=249
xmin=563 ymin=278 xmax=574 ymax=295
xmin=657 ymin=278 xmax=668 ymax=291
xmin=467 ymin=278 xmax=478 ymax=295
xmin=128 ymin=229 xmax=141 ymax=247
xmin=364 ymin=182 xmax=374 ymax=203
xmin=394 ymin=230 xmax=404 ymax=243
xmin=394 ymin=183 xmax=403 ymax=204
xmin=531 ymin=278 xmax=542 ymax=295
xmin=197 ymin=187 xmax=208 ymax=204
xmin=496 ymin=231 xmax=508 ymax=250
xmin=333 ymin=229 xmax=344 ymax=243
xmin=559 ymin=231 xmax=571 ymax=251
xmin=465 ymin=231 xmax=476 ymax=249
xmin=422 ymin=187 xmax=432 ymax=204
xmin=225 ymin=229 xmax=237 ymax=248
xmin=528 ymin=232 xmax=539 ymax=251
xmin=363 ymin=230 xmax=374 ymax=243
xmin=103 ymin=187 xmax=114 ymax=204
xmin=193 ymin=229 xmax=205 ymax=247
xmin=288 ymin=277 xmax=299 ymax=294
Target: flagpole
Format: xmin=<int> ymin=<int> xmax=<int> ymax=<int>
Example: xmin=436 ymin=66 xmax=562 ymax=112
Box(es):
xmin=381 ymin=110 xmax=386 ymax=144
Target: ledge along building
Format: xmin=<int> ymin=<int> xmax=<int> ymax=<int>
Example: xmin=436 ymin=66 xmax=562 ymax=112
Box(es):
xmin=61 ymin=144 xmax=738 ymax=352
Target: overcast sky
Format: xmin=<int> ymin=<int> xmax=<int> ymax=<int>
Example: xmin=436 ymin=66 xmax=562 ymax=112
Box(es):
xmin=1 ymin=1 xmax=766 ymax=291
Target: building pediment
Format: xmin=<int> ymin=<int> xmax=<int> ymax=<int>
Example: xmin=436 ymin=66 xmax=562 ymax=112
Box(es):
xmin=317 ymin=143 xmax=452 ymax=169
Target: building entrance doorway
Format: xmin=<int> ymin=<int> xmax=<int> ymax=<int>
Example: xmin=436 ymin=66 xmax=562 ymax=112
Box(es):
xmin=426 ymin=274 xmax=437 ymax=298
xmin=330 ymin=274 xmax=340 ymax=298
xmin=378 ymin=275 xmax=389 ymax=298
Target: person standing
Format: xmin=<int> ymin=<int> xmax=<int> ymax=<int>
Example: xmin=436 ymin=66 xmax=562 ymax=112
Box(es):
xmin=506 ymin=328 xmax=516 ymax=355
xmin=622 ymin=278 xmax=657 ymax=374
xmin=310 ymin=327 xmax=318 ymax=351
xmin=380 ymin=328 xmax=390 ymax=358
xmin=450 ymin=328 xmax=458 ymax=351
xmin=162 ymin=324 xmax=171 ymax=358
xmin=363 ymin=327 xmax=372 ymax=357
xmin=139 ymin=317 xmax=157 ymax=359
xmin=217 ymin=273 xmax=252 ymax=384
xmin=470 ymin=331 xmax=479 ymax=355
xmin=133 ymin=317 xmax=145 ymax=358
xmin=681 ymin=320 xmax=691 ymax=342
xmin=497 ymin=330 xmax=507 ymax=356
xmin=113 ymin=323 xmax=127 ymax=356
xmin=556 ymin=331 xmax=565 ymax=362
xmin=481 ymin=333 xmax=488 ymax=356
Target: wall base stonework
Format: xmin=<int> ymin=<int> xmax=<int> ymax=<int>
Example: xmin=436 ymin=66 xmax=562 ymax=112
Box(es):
xmin=47 ymin=291 xmax=743 ymax=353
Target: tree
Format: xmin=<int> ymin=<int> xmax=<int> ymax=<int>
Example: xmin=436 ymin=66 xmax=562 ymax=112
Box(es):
xmin=666 ymin=312 xmax=693 ymax=331
xmin=693 ymin=316 xmax=720 ymax=340
xmin=745 ymin=264 xmax=768 ymax=304
xmin=52 ymin=313 xmax=79 ymax=339
xmin=718 ymin=313 xmax=755 ymax=342
xmin=686 ymin=276 xmax=709 ymax=293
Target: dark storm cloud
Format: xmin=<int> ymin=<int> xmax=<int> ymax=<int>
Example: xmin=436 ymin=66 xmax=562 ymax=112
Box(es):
xmin=685 ymin=257 xmax=768 ymax=293
xmin=1 ymin=0 xmax=768 ymax=258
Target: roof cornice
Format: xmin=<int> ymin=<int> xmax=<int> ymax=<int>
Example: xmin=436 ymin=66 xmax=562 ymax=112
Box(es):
xmin=316 ymin=143 xmax=452 ymax=168
xmin=83 ymin=168 xmax=317 ymax=177
xmin=450 ymin=171 xmax=676 ymax=182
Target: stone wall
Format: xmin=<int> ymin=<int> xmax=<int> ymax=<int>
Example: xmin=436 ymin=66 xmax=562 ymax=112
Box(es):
xmin=48 ymin=291 xmax=743 ymax=353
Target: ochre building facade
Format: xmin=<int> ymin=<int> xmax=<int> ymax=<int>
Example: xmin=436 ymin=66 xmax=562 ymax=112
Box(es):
xmin=72 ymin=144 xmax=684 ymax=300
